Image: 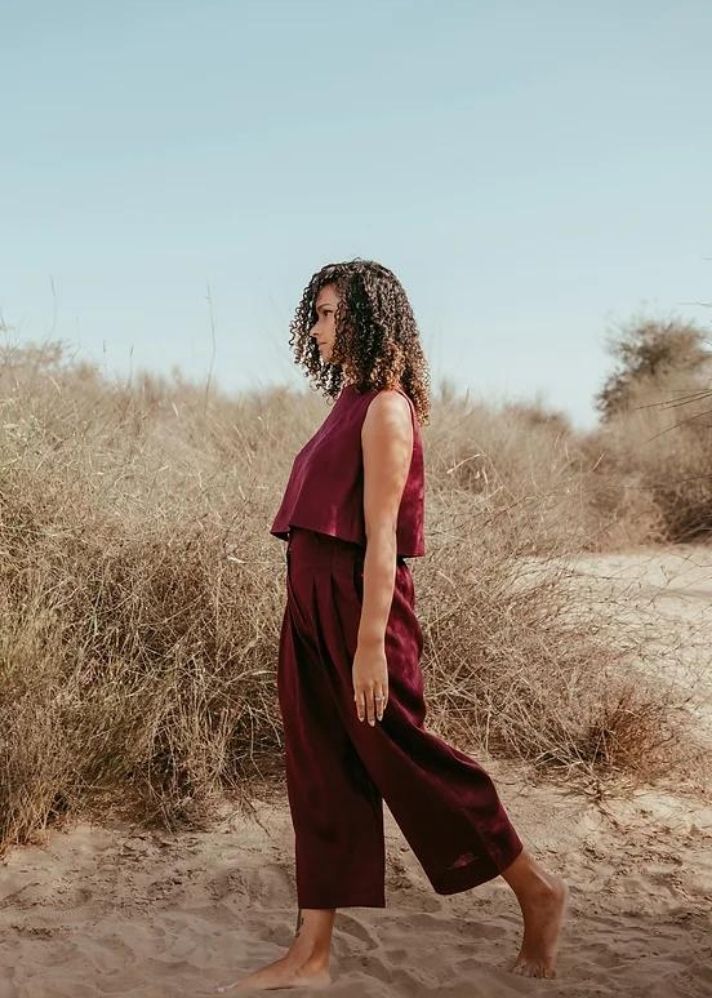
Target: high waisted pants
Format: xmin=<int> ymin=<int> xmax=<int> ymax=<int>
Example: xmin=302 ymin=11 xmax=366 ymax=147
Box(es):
xmin=277 ymin=526 xmax=524 ymax=909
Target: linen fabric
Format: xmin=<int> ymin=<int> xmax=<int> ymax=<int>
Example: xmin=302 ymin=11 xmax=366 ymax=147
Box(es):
xmin=278 ymin=526 xmax=524 ymax=908
xmin=270 ymin=384 xmax=425 ymax=559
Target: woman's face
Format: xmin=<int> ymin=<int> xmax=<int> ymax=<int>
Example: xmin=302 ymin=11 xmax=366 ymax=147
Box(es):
xmin=310 ymin=283 xmax=340 ymax=364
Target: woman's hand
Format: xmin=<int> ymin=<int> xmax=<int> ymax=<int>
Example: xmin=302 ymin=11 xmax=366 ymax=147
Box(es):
xmin=352 ymin=639 xmax=389 ymax=725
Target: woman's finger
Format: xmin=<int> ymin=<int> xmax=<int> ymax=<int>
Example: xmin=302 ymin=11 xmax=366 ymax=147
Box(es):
xmin=354 ymin=687 xmax=366 ymax=722
xmin=365 ymin=686 xmax=376 ymax=727
xmin=374 ymin=684 xmax=388 ymax=722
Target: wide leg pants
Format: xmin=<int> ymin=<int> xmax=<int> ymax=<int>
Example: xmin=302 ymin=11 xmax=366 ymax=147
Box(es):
xmin=277 ymin=526 xmax=524 ymax=909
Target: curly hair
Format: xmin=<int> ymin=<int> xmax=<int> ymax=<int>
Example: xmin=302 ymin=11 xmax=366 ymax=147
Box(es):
xmin=287 ymin=258 xmax=432 ymax=425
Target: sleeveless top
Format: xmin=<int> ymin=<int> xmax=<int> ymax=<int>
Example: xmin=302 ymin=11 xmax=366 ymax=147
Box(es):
xmin=269 ymin=384 xmax=425 ymax=558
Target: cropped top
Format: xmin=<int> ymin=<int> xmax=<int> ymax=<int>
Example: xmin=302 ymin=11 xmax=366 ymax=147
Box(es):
xmin=269 ymin=384 xmax=425 ymax=558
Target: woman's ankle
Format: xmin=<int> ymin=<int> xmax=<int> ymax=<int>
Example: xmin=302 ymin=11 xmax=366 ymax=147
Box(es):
xmin=301 ymin=952 xmax=331 ymax=973
xmin=285 ymin=944 xmax=331 ymax=974
xmin=502 ymin=849 xmax=559 ymax=900
xmin=288 ymin=931 xmax=332 ymax=968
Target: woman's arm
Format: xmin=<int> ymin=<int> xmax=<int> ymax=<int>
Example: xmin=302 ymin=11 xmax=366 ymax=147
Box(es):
xmin=351 ymin=390 xmax=413 ymax=726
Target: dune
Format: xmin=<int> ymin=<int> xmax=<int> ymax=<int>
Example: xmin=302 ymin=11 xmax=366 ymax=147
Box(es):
xmin=0 ymin=546 xmax=710 ymax=997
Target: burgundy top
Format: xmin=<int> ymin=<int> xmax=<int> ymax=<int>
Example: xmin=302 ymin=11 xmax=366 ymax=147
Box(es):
xmin=270 ymin=384 xmax=425 ymax=558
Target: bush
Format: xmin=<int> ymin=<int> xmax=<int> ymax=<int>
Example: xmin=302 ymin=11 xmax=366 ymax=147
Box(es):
xmin=0 ymin=342 xmax=699 ymax=851
xmin=594 ymin=371 xmax=712 ymax=542
xmin=595 ymin=315 xmax=711 ymax=422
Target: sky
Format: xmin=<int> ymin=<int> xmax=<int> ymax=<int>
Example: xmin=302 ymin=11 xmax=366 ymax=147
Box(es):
xmin=2 ymin=0 xmax=711 ymax=428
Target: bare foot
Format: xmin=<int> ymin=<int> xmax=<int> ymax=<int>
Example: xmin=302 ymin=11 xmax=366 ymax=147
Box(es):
xmin=511 ymin=874 xmax=568 ymax=979
xmin=213 ymin=954 xmax=332 ymax=993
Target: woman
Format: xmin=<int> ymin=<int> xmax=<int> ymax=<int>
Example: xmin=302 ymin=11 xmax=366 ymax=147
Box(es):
xmin=217 ymin=260 xmax=567 ymax=993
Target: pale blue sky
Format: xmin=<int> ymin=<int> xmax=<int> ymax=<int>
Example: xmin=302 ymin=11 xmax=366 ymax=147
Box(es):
xmin=2 ymin=0 xmax=711 ymax=427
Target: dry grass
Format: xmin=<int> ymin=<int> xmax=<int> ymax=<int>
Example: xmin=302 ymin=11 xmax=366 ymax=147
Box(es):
xmin=591 ymin=372 xmax=712 ymax=542
xmin=425 ymin=389 xmax=668 ymax=552
xmin=0 ymin=342 xmax=705 ymax=852
xmin=417 ymin=495 xmax=702 ymax=786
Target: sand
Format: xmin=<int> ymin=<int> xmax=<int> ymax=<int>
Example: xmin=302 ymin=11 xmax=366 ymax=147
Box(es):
xmin=1 ymin=546 xmax=711 ymax=997
xmin=559 ymin=544 xmax=712 ymax=742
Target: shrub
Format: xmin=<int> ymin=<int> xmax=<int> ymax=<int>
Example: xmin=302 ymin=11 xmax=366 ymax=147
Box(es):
xmin=595 ymin=315 xmax=711 ymax=422
xmin=0 ymin=342 xmax=700 ymax=850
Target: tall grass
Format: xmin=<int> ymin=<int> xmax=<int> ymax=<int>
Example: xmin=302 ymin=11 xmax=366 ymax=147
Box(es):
xmin=589 ymin=314 xmax=712 ymax=542
xmin=590 ymin=371 xmax=712 ymax=542
xmin=0 ymin=342 xmax=702 ymax=852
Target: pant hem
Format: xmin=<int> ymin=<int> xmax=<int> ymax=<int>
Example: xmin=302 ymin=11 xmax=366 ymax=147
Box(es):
xmin=429 ymin=839 xmax=525 ymax=896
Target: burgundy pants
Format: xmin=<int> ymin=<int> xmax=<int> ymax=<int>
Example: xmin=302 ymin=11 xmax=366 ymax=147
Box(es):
xmin=277 ymin=526 xmax=524 ymax=909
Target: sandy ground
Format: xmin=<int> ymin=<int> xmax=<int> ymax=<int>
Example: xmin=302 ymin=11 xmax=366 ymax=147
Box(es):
xmin=558 ymin=544 xmax=712 ymax=741
xmin=1 ymin=546 xmax=711 ymax=998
